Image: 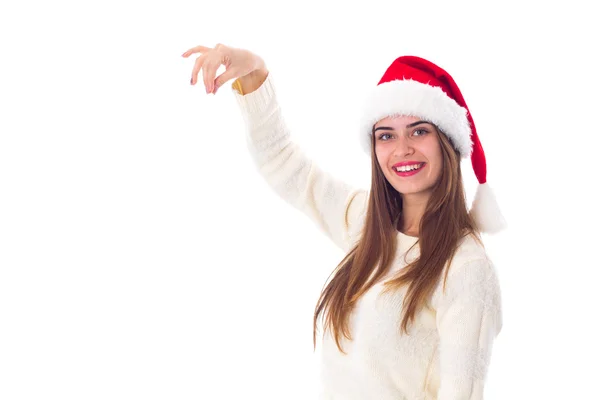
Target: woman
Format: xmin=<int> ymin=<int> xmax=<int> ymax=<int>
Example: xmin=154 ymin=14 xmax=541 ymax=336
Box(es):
xmin=182 ymin=43 xmax=505 ymax=400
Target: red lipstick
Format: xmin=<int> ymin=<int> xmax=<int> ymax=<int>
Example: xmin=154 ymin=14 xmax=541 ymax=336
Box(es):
xmin=392 ymin=161 xmax=426 ymax=177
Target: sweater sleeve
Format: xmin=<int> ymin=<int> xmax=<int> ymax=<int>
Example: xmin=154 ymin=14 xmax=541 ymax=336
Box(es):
xmin=432 ymin=257 xmax=503 ymax=400
xmin=231 ymin=73 xmax=368 ymax=252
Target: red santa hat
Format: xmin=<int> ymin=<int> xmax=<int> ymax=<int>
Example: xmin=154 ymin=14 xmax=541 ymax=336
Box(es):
xmin=360 ymin=55 xmax=506 ymax=234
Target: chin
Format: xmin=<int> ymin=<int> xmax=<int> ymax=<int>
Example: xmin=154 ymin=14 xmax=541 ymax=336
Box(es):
xmin=396 ymin=184 xmax=434 ymax=197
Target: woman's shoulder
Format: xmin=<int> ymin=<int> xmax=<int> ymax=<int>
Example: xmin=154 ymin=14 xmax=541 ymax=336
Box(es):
xmin=453 ymin=231 xmax=489 ymax=265
xmin=430 ymin=232 xmax=499 ymax=302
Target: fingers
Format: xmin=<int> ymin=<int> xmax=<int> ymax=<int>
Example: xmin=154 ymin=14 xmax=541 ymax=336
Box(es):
xmin=181 ymin=45 xmax=211 ymax=58
xmin=202 ymin=55 xmax=224 ymax=94
xmin=183 ymin=43 xmax=231 ymax=93
xmin=190 ymin=53 xmax=208 ymax=86
xmin=202 ymin=60 xmax=216 ymax=93
xmin=214 ymin=68 xmax=238 ymax=93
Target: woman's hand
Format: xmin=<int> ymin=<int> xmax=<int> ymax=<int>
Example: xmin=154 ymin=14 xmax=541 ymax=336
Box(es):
xmin=181 ymin=43 xmax=267 ymax=94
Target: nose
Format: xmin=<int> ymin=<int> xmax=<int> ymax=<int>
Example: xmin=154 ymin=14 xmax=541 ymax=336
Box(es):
xmin=393 ymin=134 xmax=414 ymax=157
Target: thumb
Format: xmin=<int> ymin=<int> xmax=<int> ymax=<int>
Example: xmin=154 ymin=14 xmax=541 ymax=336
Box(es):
xmin=213 ymin=68 xmax=239 ymax=92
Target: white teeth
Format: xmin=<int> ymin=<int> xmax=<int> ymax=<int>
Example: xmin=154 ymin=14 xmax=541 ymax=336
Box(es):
xmin=395 ymin=163 xmax=422 ymax=172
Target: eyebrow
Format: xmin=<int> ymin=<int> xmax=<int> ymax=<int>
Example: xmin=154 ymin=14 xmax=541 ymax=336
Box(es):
xmin=373 ymin=120 xmax=432 ymax=133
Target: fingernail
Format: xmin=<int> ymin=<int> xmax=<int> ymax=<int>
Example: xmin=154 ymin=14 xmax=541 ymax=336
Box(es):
xmin=190 ymin=78 xmax=193 ymax=85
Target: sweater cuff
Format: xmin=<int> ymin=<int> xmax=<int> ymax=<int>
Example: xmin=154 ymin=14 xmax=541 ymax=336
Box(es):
xmin=231 ymin=72 xmax=276 ymax=120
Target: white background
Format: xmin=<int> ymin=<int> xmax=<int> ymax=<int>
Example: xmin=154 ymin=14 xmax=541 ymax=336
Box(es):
xmin=1 ymin=1 xmax=599 ymax=399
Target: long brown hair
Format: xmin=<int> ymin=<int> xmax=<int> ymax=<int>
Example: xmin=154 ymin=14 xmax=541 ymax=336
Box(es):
xmin=312 ymin=124 xmax=482 ymax=353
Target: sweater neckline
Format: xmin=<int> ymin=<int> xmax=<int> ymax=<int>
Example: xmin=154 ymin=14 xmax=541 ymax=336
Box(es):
xmin=397 ymin=231 xmax=419 ymax=254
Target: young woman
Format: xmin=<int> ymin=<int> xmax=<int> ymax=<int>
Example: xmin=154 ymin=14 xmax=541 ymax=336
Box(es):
xmin=183 ymin=43 xmax=505 ymax=400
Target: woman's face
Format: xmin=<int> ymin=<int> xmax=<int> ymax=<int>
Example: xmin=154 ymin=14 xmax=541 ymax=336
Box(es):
xmin=373 ymin=115 xmax=443 ymax=200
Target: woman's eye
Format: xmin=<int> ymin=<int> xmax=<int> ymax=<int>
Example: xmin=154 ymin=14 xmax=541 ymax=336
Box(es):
xmin=413 ymin=128 xmax=428 ymax=136
xmin=378 ymin=133 xmax=392 ymax=140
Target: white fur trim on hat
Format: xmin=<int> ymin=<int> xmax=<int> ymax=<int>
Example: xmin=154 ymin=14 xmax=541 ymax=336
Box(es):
xmin=359 ymin=79 xmax=473 ymax=158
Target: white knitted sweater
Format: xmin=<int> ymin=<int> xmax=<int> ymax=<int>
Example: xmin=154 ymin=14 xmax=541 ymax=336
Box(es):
xmin=231 ymin=73 xmax=503 ymax=400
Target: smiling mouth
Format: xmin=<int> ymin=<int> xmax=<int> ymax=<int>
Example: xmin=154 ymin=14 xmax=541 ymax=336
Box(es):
xmin=393 ymin=162 xmax=425 ymax=176
xmin=393 ymin=162 xmax=424 ymax=172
